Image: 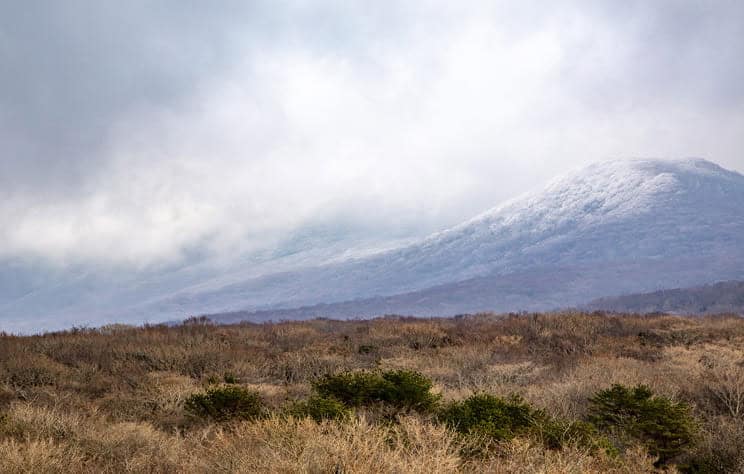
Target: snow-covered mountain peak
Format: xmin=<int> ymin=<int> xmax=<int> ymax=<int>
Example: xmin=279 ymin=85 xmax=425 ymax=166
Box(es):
xmin=392 ymin=158 xmax=744 ymax=288
xmin=446 ymin=158 xmax=743 ymax=238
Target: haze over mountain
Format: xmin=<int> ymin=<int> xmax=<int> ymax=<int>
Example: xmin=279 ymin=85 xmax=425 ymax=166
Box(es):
xmin=199 ymin=158 xmax=744 ymax=323
xmin=4 ymin=157 xmax=740 ymax=331
xmin=0 ymin=232 xmax=411 ymax=332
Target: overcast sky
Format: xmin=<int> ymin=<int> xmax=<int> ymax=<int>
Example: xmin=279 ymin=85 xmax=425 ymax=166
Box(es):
xmin=1 ymin=0 xmax=743 ymax=268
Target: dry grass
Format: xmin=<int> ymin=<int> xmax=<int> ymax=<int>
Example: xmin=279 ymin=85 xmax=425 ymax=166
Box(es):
xmin=1 ymin=312 xmax=743 ymax=472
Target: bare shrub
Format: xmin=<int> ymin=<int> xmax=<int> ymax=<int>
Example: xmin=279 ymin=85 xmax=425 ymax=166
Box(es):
xmin=0 ymin=439 xmax=87 ymax=474
xmin=698 ymin=351 xmax=744 ymax=418
xmin=202 ymin=415 xmax=463 ymax=473
xmin=685 ymin=416 xmax=744 ymax=473
xmin=472 ymin=438 xmax=658 ymax=474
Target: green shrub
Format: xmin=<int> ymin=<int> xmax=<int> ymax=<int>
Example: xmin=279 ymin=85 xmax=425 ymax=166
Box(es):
xmin=184 ymin=385 xmax=263 ymax=422
xmin=588 ymin=384 xmax=697 ymax=465
xmin=439 ymin=393 xmax=614 ymax=454
xmin=438 ymin=393 xmax=537 ymax=440
xmin=312 ymin=371 xmax=382 ymax=407
xmin=312 ymin=369 xmax=439 ymax=411
xmin=536 ymin=418 xmax=616 ymax=454
xmin=379 ymin=370 xmax=440 ymax=411
xmin=286 ymin=396 xmax=351 ymax=422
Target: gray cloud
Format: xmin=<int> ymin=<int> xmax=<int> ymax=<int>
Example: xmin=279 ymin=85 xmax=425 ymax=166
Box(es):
xmin=1 ymin=0 xmax=742 ymax=266
xmin=0 ymin=1 xmax=256 ymax=194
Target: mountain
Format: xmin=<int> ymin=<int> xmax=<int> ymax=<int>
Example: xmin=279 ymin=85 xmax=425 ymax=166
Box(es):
xmin=584 ymin=280 xmax=744 ymax=315
xmin=3 ymin=158 xmax=743 ymax=331
xmin=0 ymin=233 xmax=410 ymax=332
xmin=186 ymin=158 xmax=744 ymax=322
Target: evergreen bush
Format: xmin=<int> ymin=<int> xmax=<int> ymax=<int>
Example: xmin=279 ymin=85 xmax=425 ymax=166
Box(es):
xmin=185 ymin=385 xmax=263 ymax=422
xmin=588 ymin=384 xmax=696 ymax=465
xmin=312 ymin=369 xmax=439 ymax=411
xmin=438 ymin=393 xmax=537 ymax=440
xmin=286 ymin=396 xmax=351 ymax=422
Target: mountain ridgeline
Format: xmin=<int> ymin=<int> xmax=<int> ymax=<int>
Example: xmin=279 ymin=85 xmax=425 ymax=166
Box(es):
xmin=198 ymin=158 xmax=744 ymax=323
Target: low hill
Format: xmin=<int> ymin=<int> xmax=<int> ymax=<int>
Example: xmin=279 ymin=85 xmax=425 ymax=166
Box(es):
xmin=585 ymin=280 xmax=744 ymax=315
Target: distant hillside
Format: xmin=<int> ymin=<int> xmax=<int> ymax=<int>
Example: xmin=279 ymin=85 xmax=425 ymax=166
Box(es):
xmin=585 ymin=281 xmax=744 ymax=315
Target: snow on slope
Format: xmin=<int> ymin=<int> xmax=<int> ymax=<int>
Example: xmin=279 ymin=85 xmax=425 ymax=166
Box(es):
xmin=3 ymin=158 xmax=742 ymax=331
xmin=406 ymin=158 xmax=743 ymax=272
xmin=146 ymin=158 xmax=744 ymax=320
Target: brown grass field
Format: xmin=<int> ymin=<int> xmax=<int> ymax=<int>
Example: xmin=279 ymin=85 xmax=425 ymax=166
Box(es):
xmin=1 ymin=312 xmax=743 ymax=473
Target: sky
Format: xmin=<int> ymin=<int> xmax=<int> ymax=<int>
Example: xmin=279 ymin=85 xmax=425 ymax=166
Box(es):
xmin=1 ymin=0 xmax=743 ymax=269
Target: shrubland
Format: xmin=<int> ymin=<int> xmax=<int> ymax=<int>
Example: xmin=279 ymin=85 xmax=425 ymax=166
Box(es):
xmin=1 ymin=311 xmax=743 ymax=473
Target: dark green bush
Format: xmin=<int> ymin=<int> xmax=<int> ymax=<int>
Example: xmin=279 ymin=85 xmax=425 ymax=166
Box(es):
xmin=438 ymin=393 xmax=537 ymax=440
xmin=312 ymin=371 xmax=382 ymax=407
xmin=588 ymin=384 xmax=697 ymax=465
xmin=379 ymin=370 xmax=440 ymax=411
xmin=286 ymin=396 xmax=351 ymax=422
xmin=184 ymin=385 xmax=263 ymax=422
xmin=535 ymin=418 xmax=616 ymax=454
xmin=312 ymin=369 xmax=439 ymax=411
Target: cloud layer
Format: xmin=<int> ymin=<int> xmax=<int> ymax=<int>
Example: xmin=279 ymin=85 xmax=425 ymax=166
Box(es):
xmin=2 ymin=0 xmax=743 ymax=267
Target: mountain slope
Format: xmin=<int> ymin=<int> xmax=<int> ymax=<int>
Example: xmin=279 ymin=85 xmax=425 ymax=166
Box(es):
xmin=0 ymin=233 xmax=411 ymax=332
xmin=585 ymin=281 xmax=744 ymax=315
xmin=4 ymin=158 xmax=743 ymax=331
xmin=165 ymin=158 xmax=744 ymax=320
xmin=206 ymin=260 xmax=744 ymax=323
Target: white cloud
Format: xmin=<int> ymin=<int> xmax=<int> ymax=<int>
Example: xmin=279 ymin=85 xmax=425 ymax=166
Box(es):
xmin=1 ymin=0 xmax=743 ymax=266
